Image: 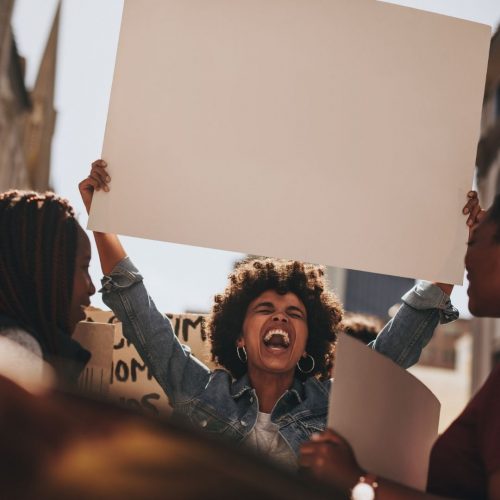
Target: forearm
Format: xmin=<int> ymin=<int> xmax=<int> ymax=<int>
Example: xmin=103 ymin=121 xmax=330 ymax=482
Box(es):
xmin=372 ymin=282 xmax=458 ymax=368
xmin=433 ymin=283 xmax=453 ymax=296
xmin=101 ymin=258 xmax=211 ymax=401
xmin=93 ymin=231 xmax=126 ymax=275
xmin=365 ymin=477 xmax=445 ymax=500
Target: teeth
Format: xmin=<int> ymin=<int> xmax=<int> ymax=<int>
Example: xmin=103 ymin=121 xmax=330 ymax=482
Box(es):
xmin=264 ymin=329 xmax=290 ymax=346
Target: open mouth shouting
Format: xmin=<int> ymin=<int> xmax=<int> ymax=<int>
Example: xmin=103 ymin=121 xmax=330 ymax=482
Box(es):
xmin=262 ymin=326 xmax=293 ymax=353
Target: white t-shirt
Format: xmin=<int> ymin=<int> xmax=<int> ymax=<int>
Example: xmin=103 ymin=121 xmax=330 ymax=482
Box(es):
xmin=243 ymin=411 xmax=297 ymax=470
xmin=0 ymin=328 xmax=55 ymax=392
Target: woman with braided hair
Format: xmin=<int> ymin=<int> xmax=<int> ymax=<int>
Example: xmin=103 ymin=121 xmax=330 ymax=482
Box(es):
xmin=79 ymin=160 xmax=478 ymax=469
xmin=0 ymin=190 xmax=95 ymax=388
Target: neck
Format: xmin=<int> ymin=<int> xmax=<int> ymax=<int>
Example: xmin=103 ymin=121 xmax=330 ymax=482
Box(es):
xmin=247 ymin=367 xmax=295 ymax=413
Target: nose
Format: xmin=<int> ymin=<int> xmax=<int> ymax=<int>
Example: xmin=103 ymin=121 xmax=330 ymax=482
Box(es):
xmin=89 ymin=279 xmax=96 ymax=297
xmin=272 ymin=312 xmax=288 ymax=323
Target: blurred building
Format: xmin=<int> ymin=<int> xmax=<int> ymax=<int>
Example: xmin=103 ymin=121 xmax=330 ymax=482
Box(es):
xmin=409 ymin=320 xmax=472 ymax=432
xmin=474 ymin=28 xmax=500 ymax=393
xmin=0 ymin=0 xmax=59 ymax=192
xmin=328 ymin=267 xmax=414 ymax=321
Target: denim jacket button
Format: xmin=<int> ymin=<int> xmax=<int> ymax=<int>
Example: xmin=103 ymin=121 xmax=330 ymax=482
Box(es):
xmin=200 ymin=419 xmax=208 ymax=428
xmin=240 ymin=420 xmax=247 ymax=427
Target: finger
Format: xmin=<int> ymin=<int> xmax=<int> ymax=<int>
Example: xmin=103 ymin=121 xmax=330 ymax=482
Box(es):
xmin=463 ymin=190 xmax=478 ymax=213
xmin=299 ymin=451 xmax=327 ymax=471
xmin=311 ymin=430 xmax=344 ymax=445
xmin=91 ymin=159 xmax=108 ymax=169
xmin=300 ymin=443 xmax=320 ymax=455
xmin=467 ymin=204 xmax=482 ymax=227
xmin=90 ymin=166 xmax=111 ymax=189
xmin=89 ymin=173 xmax=106 ymax=191
xmin=298 ymin=453 xmax=315 ymax=468
xmin=463 ymin=197 xmax=479 ymax=215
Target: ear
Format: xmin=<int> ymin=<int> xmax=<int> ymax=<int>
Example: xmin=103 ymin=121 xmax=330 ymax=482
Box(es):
xmin=236 ymin=336 xmax=245 ymax=348
xmin=301 ymin=351 xmax=308 ymax=358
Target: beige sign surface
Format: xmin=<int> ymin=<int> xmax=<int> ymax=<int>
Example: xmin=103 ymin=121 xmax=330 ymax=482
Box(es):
xmin=328 ymin=334 xmax=440 ymax=491
xmin=83 ymin=308 xmax=213 ymax=416
xmin=89 ymin=0 xmax=490 ymax=283
xmin=74 ymin=321 xmax=115 ymax=396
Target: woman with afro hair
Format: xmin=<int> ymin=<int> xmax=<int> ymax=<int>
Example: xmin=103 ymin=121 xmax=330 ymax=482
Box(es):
xmin=79 ymin=161 xmax=476 ymax=469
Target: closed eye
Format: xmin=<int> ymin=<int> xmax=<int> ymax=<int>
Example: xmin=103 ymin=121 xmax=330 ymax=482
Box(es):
xmin=256 ymin=308 xmax=273 ymax=314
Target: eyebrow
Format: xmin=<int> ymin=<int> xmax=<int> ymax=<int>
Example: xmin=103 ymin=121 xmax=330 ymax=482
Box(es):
xmin=253 ymin=302 xmax=275 ymax=309
xmin=287 ymin=305 xmax=305 ymax=315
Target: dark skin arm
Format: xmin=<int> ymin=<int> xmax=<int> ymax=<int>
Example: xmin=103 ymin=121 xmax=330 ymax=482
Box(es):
xmin=300 ymin=193 xmax=487 ymax=498
xmin=300 ymin=429 xmax=500 ymax=498
xmin=299 ymin=430 xmax=445 ymax=499
xmin=434 ymin=190 xmax=484 ymax=295
xmin=78 ymin=159 xmax=126 ymax=275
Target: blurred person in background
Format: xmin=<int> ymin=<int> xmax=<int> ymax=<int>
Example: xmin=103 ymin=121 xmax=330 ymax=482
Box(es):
xmin=299 ymin=196 xmax=500 ymax=500
xmin=0 ymin=190 xmax=95 ymax=389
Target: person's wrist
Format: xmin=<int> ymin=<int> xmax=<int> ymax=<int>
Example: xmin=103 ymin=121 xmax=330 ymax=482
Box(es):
xmin=433 ymin=282 xmax=453 ymax=296
xmin=340 ymin=466 xmax=366 ymax=494
xmin=351 ymin=473 xmax=378 ymax=500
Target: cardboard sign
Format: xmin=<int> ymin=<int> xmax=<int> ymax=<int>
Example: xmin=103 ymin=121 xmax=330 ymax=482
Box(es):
xmin=328 ymin=334 xmax=440 ymax=490
xmin=73 ymin=321 xmax=115 ymax=396
xmin=83 ymin=308 xmax=214 ymax=415
xmin=89 ymin=0 xmax=490 ymax=283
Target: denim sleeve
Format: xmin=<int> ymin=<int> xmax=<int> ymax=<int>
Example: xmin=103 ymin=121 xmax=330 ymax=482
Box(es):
xmin=100 ymin=257 xmax=211 ymax=404
xmin=370 ymin=281 xmax=459 ymax=369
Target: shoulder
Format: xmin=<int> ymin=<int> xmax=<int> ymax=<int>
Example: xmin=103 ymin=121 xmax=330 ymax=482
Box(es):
xmin=303 ymin=376 xmax=331 ymax=399
xmin=0 ymin=328 xmax=43 ymax=358
xmin=0 ymin=329 xmax=54 ymax=391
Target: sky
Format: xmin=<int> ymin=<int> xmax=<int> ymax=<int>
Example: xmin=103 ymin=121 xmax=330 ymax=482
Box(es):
xmin=10 ymin=0 xmax=500 ymax=315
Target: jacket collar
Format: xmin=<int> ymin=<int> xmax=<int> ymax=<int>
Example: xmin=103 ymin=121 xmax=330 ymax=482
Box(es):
xmin=230 ymin=372 xmax=305 ymax=404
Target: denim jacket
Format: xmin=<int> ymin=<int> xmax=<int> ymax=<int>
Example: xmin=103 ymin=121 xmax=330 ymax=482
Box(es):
xmin=101 ymin=258 xmax=457 ymax=456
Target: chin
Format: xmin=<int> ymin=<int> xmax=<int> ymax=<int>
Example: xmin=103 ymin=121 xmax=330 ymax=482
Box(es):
xmin=468 ymin=299 xmax=500 ymax=318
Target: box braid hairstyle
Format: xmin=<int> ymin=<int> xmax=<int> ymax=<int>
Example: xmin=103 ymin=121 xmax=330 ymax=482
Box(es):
xmin=0 ymin=190 xmax=79 ymax=356
xmin=207 ymin=257 xmax=343 ymax=381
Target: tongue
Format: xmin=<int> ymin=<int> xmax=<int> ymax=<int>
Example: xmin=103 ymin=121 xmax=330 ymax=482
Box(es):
xmin=267 ymin=335 xmax=287 ymax=348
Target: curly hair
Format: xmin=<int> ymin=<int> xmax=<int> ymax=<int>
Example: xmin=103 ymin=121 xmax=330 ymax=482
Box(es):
xmin=0 ymin=190 xmax=79 ymax=355
xmin=341 ymin=312 xmax=383 ymax=345
xmin=207 ymin=257 xmax=343 ymax=381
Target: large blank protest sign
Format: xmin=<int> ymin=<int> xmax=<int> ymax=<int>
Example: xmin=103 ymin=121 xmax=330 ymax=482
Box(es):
xmin=328 ymin=334 xmax=440 ymax=490
xmin=89 ymin=0 xmax=490 ymax=283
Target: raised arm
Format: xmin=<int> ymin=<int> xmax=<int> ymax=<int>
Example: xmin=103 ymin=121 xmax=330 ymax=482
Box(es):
xmin=78 ymin=159 xmax=126 ymax=274
xmin=371 ymin=191 xmax=483 ymax=368
xmin=78 ymin=160 xmax=211 ymax=403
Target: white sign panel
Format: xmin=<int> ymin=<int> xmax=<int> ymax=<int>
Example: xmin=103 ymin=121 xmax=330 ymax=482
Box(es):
xmin=328 ymin=334 xmax=440 ymax=490
xmin=89 ymin=0 xmax=490 ymax=283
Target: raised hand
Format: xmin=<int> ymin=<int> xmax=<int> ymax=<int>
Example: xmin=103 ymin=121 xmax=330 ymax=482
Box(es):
xmin=78 ymin=159 xmax=111 ymax=214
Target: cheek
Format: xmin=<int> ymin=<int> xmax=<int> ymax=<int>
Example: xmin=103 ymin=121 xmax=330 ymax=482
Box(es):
xmin=241 ymin=316 xmax=262 ymax=345
xmin=295 ymin=323 xmax=309 ymax=351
